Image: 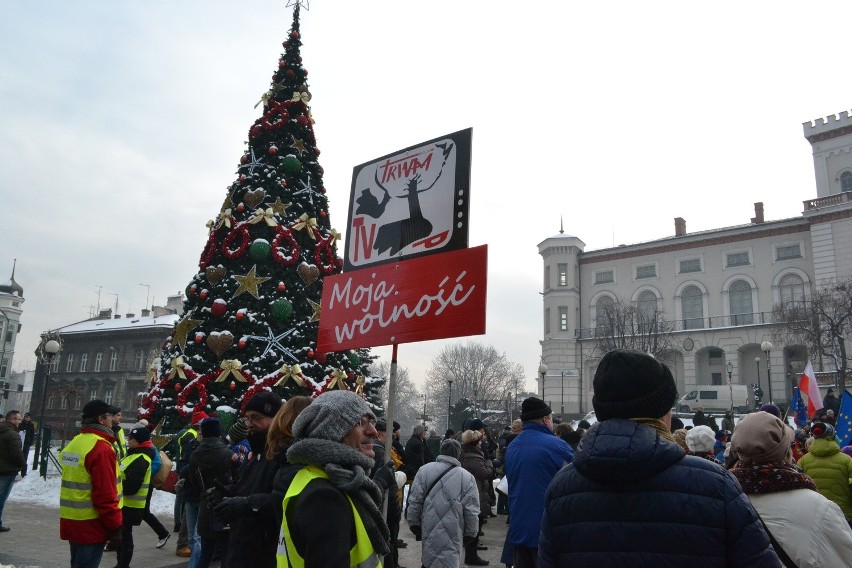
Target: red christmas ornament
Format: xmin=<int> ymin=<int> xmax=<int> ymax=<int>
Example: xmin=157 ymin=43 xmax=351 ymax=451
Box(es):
xmin=238 ymin=339 xmax=247 ymax=348
xmin=200 ymin=289 xmax=209 ymax=300
xmin=314 ymin=352 xmax=327 ymax=365
xmin=296 ymin=115 xmax=309 ymax=127
xmin=239 ymin=174 xmax=247 ymax=182
xmin=277 ymin=282 xmax=286 ymax=293
xmin=279 ymin=59 xmax=286 ymax=69
xmin=236 ymin=310 xmax=245 ymax=321
xmin=230 ymin=381 xmax=236 ymax=391
xmin=175 ymin=383 xmax=183 ymax=392
xmin=280 ymin=180 xmax=288 ymax=188
xmin=321 ymin=187 xmax=327 ymax=194
xmin=268 ymin=146 xmax=278 ymax=156
xmin=240 ymin=154 xmax=249 ymax=164
xmin=319 ymin=210 xmax=326 ymax=218
xmin=286 ymin=69 xmax=296 ymax=78
xmin=303 ymin=69 xmax=308 ymax=76
xmin=236 ymin=203 xmax=245 ymax=213
xmin=189 ymin=284 xmax=198 ymax=295
xmin=194 ymin=333 xmax=204 ymax=344
xmin=211 ymin=300 xmax=227 ymax=318
xmin=315 ymin=147 xmax=321 ymax=156
xmin=282 ymin=41 xmax=290 ymax=48
xmin=290 ymin=31 xmax=299 ymax=38
xmin=306 ymin=349 xmax=315 ymax=359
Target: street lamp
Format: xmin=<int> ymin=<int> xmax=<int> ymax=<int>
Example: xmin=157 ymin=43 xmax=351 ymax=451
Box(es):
xmin=761 ymin=341 xmax=773 ymax=404
xmin=560 ymin=370 xmax=565 ymax=420
xmin=33 ymin=332 xmax=61 ymax=473
xmin=754 ymin=356 xmax=763 ymax=406
xmin=725 ymin=360 xmax=734 ymax=414
xmin=447 ymin=379 xmax=453 ymax=431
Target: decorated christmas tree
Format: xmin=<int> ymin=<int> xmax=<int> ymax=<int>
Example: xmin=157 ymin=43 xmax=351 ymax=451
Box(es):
xmin=140 ymin=3 xmax=378 ymax=432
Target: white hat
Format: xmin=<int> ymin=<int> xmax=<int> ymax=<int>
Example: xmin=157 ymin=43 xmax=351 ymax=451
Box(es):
xmin=686 ymin=425 xmax=716 ymax=453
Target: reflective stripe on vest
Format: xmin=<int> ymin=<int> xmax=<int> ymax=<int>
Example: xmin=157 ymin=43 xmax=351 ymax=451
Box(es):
xmin=120 ymin=452 xmax=152 ymax=509
xmin=114 ymin=428 xmax=127 ymax=460
xmin=59 ymin=433 xmax=121 ymax=521
xmin=177 ymin=428 xmax=197 ymax=461
xmin=276 ymin=465 xmax=381 ymax=568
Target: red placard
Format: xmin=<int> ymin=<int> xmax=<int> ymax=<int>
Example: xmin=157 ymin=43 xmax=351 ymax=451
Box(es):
xmin=317 ymin=245 xmax=487 ymax=351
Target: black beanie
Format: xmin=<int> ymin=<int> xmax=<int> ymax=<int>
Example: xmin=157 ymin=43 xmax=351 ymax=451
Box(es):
xmin=128 ymin=427 xmax=151 ymax=443
xmin=592 ymin=349 xmax=678 ymax=421
xmin=244 ymin=391 xmax=283 ymax=418
xmin=520 ymin=397 xmax=551 ymax=421
xmin=200 ymin=417 xmax=222 ymax=439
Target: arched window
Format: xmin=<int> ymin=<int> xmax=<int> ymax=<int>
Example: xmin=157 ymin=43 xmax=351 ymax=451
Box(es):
xmin=729 ymin=280 xmax=753 ymax=325
xmin=681 ymin=286 xmax=703 ymax=329
xmin=841 ymin=171 xmax=852 ymax=193
xmin=637 ymin=291 xmax=657 ymax=321
xmin=779 ymin=273 xmax=805 ymax=305
xmin=595 ymin=296 xmax=614 ymax=334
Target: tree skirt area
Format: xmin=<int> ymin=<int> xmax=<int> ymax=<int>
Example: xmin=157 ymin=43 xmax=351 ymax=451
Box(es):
xmin=8 ymin=470 xmax=175 ymax=516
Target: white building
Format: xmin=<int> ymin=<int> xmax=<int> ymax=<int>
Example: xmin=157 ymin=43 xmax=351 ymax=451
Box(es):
xmin=538 ymin=108 xmax=852 ymax=417
xmin=0 ymin=261 xmax=24 ymax=416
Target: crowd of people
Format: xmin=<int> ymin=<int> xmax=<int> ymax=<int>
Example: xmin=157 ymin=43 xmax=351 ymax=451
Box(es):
xmin=3 ymin=347 xmax=850 ymax=567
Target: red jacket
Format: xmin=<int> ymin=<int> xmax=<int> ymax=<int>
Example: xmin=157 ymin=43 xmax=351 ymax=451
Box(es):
xmin=60 ymin=427 xmax=123 ymax=544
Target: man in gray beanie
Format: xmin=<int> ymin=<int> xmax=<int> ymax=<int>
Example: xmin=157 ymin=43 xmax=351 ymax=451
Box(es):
xmin=276 ymin=390 xmax=390 ymax=567
xmin=539 ymin=349 xmax=780 ymax=566
xmin=407 ymin=438 xmax=481 ymax=567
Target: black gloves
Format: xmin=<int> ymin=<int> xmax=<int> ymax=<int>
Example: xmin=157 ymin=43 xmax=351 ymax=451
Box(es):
xmin=411 ymin=525 xmax=422 ymax=541
xmin=213 ymin=496 xmax=251 ymax=523
xmin=372 ymin=461 xmax=396 ymax=490
xmin=205 ymin=485 xmax=225 ymax=509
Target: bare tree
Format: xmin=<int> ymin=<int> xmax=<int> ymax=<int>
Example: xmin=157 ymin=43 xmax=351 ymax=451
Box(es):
xmin=369 ymin=361 xmax=422 ymax=435
xmin=594 ymin=298 xmax=677 ymax=359
xmin=424 ymin=341 xmax=524 ymax=425
xmin=773 ymin=280 xmax=852 ymax=391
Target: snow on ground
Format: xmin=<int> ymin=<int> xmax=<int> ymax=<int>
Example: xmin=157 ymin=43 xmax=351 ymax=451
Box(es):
xmin=9 ymin=469 xmax=176 ymax=517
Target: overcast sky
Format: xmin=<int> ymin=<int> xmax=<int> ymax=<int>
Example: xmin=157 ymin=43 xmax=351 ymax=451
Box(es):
xmin=3 ymin=1 xmax=851 ymax=394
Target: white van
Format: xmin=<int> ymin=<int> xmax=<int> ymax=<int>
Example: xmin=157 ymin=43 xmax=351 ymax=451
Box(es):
xmin=677 ymin=385 xmax=751 ymax=414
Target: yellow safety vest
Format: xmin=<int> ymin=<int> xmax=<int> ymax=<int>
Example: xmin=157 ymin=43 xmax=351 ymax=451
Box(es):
xmin=177 ymin=428 xmax=197 ymax=461
xmin=120 ymin=452 xmax=152 ymax=509
xmin=59 ymin=433 xmax=122 ymax=521
xmin=276 ymin=465 xmax=382 ymax=568
xmin=114 ymin=428 xmax=127 ymax=460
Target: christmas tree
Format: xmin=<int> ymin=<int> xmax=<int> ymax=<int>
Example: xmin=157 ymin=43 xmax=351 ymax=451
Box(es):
xmin=140 ymin=3 xmax=378 ymax=432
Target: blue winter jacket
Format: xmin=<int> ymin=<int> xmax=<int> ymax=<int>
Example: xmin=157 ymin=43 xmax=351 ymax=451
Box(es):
xmin=538 ymin=419 xmax=780 ymax=567
xmin=505 ymin=422 xmax=574 ymax=548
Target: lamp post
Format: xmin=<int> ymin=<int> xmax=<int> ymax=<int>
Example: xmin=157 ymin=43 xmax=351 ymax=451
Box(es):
xmin=538 ymin=360 xmax=548 ymax=398
xmin=560 ymin=369 xmax=565 ymax=420
xmin=761 ymin=341 xmax=773 ymax=404
xmin=726 ymin=360 xmax=734 ymax=414
xmin=33 ymin=332 xmax=61 ymax=473
xmin=447 ymin=379 xmax=453 ymax=431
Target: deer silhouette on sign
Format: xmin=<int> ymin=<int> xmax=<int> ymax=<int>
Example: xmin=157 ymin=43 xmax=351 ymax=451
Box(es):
xmin=371 ymin=142 xmax=453 ymax=256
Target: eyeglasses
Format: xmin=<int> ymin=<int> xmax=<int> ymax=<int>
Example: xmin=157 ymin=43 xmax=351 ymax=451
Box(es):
xmin=357 ymin=416 xmax=377 ymax=429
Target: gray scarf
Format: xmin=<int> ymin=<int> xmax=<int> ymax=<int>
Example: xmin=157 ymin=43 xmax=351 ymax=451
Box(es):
xmin=287 ymin=438 xmax=391 ymax=556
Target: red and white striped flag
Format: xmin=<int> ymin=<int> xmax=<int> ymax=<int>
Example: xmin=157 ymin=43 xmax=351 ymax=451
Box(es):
xmin=799 ymin=361 xmax=824 ymax=418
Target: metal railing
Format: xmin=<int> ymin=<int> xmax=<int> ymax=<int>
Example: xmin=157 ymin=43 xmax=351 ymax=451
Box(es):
xmin=576 ymin=311 xmax=778 ymax=339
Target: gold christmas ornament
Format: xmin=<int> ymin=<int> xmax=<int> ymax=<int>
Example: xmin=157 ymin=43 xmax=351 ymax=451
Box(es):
xmin=273 ymin=364 xmax=305 ymax=387
xmin=206 ymin=332 xmax=235 ymax=358
xmin=270 ymin=197 xmax=290 ymax=215
xmin=232 ymin=265 xmax=271 ymax=299
xmin=290 ymin=137 xmax=308 ymax=156
xmin=308 ymin=298 xmax=321 ymax=322
xmin=297 ymin=262 xmax=320 ymax=285
xmin=244 ymin=188 xmax=266 ymax=208
xmin=327 ymin=369 xmax=348 ymax=390
xmin=215 ymin=359 xmax=246 ymax=382
xmin=292 ymin=213 xmax=318 ymax=239
xmin=248 ymin=207 xmax=278 ymax=227
xmin=172 ymin=316 xmax=203 ymax=351
xmin=205 ymin=266 xmax=226 ymax=285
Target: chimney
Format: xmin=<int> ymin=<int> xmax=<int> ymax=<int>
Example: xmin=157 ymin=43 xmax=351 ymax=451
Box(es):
xmin=674 ymin=217 xmax=686 ymax=236
xmin=114 ymin=314 xmax=121 ymax=319
xmin=125 ymin=313 xmax=135 ymax=318
xmin=141 ymin=309 xmax=151 ymax=317
xmin=751 ymin=202 xmax=764 ymax=224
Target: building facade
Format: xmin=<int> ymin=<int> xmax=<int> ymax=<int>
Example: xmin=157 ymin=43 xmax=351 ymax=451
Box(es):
xmin=539 ymin=109 xmax=852 ymax=417
xmin=30 ymin=296 xmax=182 ymax=441
xmin=0 ymin=261 xmax=24 ymax=417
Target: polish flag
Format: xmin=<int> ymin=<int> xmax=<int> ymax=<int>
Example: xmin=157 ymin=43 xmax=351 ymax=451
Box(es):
xmin=799 ymin=361 xmax=824 ymax=418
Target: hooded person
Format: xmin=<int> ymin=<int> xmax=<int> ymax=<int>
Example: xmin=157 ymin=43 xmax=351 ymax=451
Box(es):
xmin=539 ymin=349 xmax=780 ymax=567
xmin=732 ymin=412 xmax=852 ymax=566
xmin=276 ymin=390 xmax=391 ymax=567
xmin=213 ymin=391 xmax=284 ymax=568
xmin=797 ymin=421 xmax=852 ymax=524
xmin=407 ymin=438 xmax=481 ymax=568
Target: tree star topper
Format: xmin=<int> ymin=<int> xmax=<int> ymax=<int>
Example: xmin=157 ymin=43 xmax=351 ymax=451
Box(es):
xmin=286 ymin=0 xmax=310 ymax=9
xmin=232 ymin=265 xmax=271 ymax=299
xmin=172 ymin=316 xmax=203 ymax=351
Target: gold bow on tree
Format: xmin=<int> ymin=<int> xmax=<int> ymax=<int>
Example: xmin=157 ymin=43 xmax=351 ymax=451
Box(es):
xmin=168 ymin=356 xmax=187 ymax=381
xmin=248 ymin=207 xmax=278 ymax=227
xmin=274 ymin=364 xmax=305 ymax=387
xmin=327 ymin=369 xmax=348 ymax=390
xmin=291 ymin=90 xmax=311 ymax=103
xmin=255 ymin=90 xmax=272 ymax=109
xmin=292 ymin=214 xmax=318 ymax=239
xmin=329 ymin=229 xmax=342 ymax=246
xmin=216 ymin=208 xmax=234 ymax=230
xmin=354 ymin=373 xmax=366 ymax=394
xmin=147 ymin=363 xmax=159 ymax=385
xmin=215 ymin=360 xmax=246 ymax=383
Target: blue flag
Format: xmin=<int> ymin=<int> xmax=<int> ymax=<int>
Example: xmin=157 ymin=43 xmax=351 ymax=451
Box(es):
xmin=836 ymin=390 xmax=852 ymax=447
xmin=790 ymin=387 xmax=807 ymax=427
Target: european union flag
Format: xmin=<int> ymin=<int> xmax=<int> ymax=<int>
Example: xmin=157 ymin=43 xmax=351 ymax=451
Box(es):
xmin=790 ymin=387 xmax=807 ymax=427
xmin=836 ymin=390 xmax=852 ymax=447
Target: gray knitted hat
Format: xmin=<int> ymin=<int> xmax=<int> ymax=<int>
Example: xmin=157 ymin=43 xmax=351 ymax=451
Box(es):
xmin=292 ymin=390 xmax=375 ymax=442
xmin=440 ymin=438 xmax=462 ymax=459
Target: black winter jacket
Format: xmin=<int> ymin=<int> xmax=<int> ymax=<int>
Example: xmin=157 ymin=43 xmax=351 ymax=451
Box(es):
xmin=121 ymin=446 xmax=156 ymax=526
xmin=188 ymin=437 xmax=233 ymax=539
xmin=539 ymin=419 xmax=781 ymax=568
